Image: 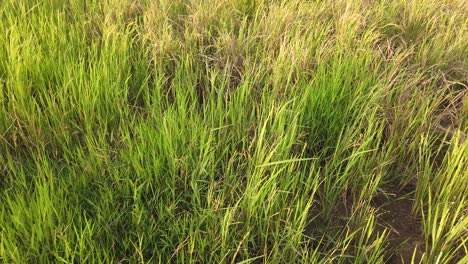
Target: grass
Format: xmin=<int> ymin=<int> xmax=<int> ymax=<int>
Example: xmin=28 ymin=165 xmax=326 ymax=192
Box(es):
xmin=0 ymin=0 xmax=467 ymax=263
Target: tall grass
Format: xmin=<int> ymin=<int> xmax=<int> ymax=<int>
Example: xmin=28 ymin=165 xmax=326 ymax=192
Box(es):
xmin=0 ymin=0 xmax=467 ymax=263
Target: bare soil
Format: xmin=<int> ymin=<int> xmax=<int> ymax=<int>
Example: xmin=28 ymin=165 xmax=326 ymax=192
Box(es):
xmin=372 ymin=191 xmax=424 ymax=264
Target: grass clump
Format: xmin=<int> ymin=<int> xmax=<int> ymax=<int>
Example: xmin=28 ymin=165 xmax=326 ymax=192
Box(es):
xmin=0 ymin=0 xmax=467 ymax=263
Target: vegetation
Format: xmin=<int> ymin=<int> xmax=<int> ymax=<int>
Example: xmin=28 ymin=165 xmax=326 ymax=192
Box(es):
xmin=0 ymin=0 xmax=467 ymax=263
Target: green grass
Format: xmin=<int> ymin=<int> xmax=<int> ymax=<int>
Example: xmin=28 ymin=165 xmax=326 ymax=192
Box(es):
xmin=0 ymin=0 xmax=467 ymax=263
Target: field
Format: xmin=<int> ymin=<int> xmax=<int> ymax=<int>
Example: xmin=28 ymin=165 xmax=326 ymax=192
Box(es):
xmin=0 ymin=0 xmax=467 ymax=263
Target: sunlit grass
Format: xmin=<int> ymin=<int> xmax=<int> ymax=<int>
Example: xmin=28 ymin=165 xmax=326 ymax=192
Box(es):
xmin=0 ymin=0 xmax=467 ymax=263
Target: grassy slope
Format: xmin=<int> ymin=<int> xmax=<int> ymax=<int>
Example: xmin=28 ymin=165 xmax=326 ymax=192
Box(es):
xmin=0 ymin=0 xmax=467 ymax=263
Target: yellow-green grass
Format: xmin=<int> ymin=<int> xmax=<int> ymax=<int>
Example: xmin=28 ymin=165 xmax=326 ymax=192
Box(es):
xmin=0 ymin=0 xmax=467 ymax=263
